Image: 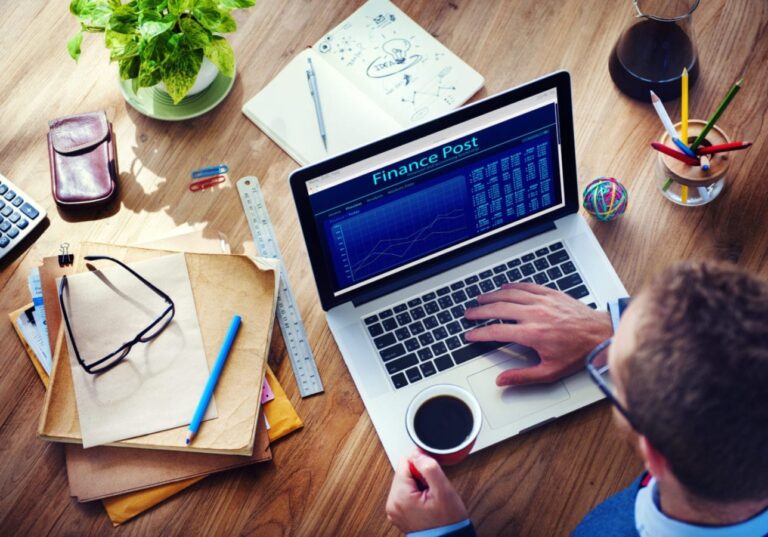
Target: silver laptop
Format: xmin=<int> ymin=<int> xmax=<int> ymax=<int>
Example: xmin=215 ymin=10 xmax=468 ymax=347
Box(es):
xmin=290 ymin=71 xmax=627 ymax=467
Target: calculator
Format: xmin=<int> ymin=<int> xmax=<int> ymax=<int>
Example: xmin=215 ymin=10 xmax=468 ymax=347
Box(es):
xmin=0 ymin=173 xmax=46 ymax=261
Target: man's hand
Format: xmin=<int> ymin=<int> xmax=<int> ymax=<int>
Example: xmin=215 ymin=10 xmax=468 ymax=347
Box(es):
xmin=386 ymin=452 xmax=468 ymax=533
xmin=464 ymin=282 xmax=612 ymax=386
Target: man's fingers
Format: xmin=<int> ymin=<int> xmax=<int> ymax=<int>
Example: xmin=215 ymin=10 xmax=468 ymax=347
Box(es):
xmin=464 ymin=301 xmax=525 ymax=321
xmin=411 ymin=453 xmax=452 ymax=493
xmin=501 ymin=282 xmax=560 ymax=296
xmin=477 ymin=288 xmax=540 ymax=305
xmin=496 ymin=364 xmax=562 ymax=386
xmin=464 ymin=323 xmax=532 ymax=346
xmin=392 ymin=456 xmax=419 ymax=494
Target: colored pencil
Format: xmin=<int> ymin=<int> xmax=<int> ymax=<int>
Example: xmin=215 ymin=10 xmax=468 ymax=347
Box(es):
xmin=651 ymin=90 xmax=696 ymax=157
xmin=673 ymin=138 xmax=697 ymax=158
xmin=186 ymin=314 xmax=242 ymax=445
xmin=662 ymin=178 xmax=674 ymax=192
xmin=650 ymin=90 xmax=680 ymax=141
xmin=690 ymin=79 xmax=743 ymax=150
xmin=695 ymin=141 xmax=752 ymax=155
xmin=681 ymin=185 xmax=689 ymax=204
xmin=650 ymin=142 xmax=700 ymax=166
xmin=681 ymin=68 xmax=689 ymax=143
xmin=409 ymin=460 xmax=428 ymax=491
xmin=700 ymin=154 xmax=711 ymax=172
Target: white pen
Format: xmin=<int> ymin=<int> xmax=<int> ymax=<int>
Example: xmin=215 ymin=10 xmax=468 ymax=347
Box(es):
xmin=650 ymin=90 xmax=697 ymax=158
xmin=306 ymin=58 xmax=328 ymax=151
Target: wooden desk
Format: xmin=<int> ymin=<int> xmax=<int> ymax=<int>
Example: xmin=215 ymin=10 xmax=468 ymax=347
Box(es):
xmin=1 ymin=1 xmax=766 ymax=535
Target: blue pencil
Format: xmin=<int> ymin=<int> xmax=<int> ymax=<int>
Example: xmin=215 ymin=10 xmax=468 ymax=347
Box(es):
xmin=673 ymin=138 xmax=697 ymax=158
xmin=186 ymin=315 xmax=242 ymax=445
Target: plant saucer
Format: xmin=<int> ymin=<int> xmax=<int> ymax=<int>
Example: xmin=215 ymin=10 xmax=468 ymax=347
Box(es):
xmin=118 ymin=70 xmax=235 ymax=121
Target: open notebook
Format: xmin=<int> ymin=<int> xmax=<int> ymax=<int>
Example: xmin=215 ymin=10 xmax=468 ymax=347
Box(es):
xmin=243 ymin=0 xmax=484 ymax=166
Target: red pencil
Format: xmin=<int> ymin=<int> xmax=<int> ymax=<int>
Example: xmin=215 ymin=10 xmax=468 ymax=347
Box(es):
xmin=650 ymin=142 xmax=700 ymax=166
xmin=695 ymin=141 xmax=752 ymax=155
xmin=408 ymin=460 xmax=428 ymax=491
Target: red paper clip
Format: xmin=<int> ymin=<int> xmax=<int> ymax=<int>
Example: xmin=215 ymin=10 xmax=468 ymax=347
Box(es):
xmin=189 ymin=174 xmax=226 ymax=192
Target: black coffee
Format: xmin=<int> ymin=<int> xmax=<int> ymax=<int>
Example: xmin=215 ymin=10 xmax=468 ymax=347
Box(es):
xmin=609 ymin=19 xmax=698 ymax=101
xmin=413 ymin=396 xmax=473 ymax=450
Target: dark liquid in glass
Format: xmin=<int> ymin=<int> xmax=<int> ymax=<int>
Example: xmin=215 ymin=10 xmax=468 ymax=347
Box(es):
xmin=413 ymin=396 xmax=473 ymax=450
xmin=609 ymin=19 xmax=698 ymax=101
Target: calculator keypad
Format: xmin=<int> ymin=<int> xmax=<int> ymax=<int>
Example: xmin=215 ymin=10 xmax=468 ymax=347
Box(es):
xmin=0 ymin=174 xmax=46 ymax=261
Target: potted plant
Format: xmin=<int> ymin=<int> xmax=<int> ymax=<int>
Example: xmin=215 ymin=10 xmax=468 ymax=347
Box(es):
xmin=67 ymin=0 xmax=256 ymax=104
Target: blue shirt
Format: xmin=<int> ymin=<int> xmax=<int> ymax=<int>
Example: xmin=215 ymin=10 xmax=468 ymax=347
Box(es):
xmin=635 ymin=477 xmax=768 ymax=537
xmin=419 ymin=475 xmax=768 ymax=536
xmin=407 ymin=519 xmax=472 ymax=537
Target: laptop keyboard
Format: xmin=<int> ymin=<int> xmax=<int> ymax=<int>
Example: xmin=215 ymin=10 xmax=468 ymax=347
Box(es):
xmin=362 ymin=242 xmax=596 ymax=390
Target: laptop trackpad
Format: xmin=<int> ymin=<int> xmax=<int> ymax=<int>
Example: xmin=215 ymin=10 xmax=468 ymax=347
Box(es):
xmin=467 ymin=358 xmax=570 ymax=430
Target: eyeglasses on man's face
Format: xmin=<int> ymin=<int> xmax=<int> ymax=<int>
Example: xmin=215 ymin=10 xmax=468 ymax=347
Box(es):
xmin=585 ymin=338 xmax=642 ymax=432
xmin=58 ymin=255 xmax=176 ymax=375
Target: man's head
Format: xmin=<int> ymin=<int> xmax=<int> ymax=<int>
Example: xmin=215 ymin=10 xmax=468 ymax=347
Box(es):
xmin=608 ymin=261 xmax=768 ymax=503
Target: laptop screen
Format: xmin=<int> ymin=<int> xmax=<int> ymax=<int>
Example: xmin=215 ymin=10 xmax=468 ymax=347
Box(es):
xmin=305 ymin=87 xmax=565 ymax=297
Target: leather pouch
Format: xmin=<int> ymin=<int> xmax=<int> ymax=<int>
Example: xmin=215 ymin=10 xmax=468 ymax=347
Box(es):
xmin=47 ymin=111 xmax=118 ymax=206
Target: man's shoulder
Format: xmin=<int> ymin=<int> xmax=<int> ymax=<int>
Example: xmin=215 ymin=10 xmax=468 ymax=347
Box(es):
xmin=570 ymin=474 xmax=647 ymax=537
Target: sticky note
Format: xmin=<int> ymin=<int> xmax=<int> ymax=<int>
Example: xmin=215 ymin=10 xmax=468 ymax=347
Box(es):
xmin=261 ymin=378 xmax=275 ymax=404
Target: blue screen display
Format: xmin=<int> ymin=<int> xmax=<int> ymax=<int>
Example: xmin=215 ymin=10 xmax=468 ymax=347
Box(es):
xmin=308 ymin=103 xmax=562 ymax=293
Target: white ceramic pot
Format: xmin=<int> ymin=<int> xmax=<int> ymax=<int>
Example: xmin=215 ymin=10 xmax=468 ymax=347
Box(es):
xmin=156 ymin=57 xmax=219 ymax=98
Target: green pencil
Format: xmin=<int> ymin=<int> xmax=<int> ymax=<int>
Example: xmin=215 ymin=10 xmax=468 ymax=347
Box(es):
xmin=690 ymin=79 xmax=743 ymax=150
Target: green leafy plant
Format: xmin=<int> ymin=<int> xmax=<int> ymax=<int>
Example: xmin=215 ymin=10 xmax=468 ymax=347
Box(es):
xmin=68 ymin=0 xmax=256 ymax=103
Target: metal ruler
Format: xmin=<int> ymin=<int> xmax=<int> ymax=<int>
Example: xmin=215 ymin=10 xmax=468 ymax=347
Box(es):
xmin=236 ymin=176 xmax=324 ymax=397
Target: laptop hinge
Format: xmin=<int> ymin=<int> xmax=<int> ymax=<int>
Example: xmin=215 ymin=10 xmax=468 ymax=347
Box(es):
xmin=351 ymin=220 xmax=556 ymax=307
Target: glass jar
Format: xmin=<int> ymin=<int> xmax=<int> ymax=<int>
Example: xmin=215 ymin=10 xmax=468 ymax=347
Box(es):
xmin=656 ymin=119 xmax=730 ymax=207
xmin=609 ymin=0 xmax=700 ymax=101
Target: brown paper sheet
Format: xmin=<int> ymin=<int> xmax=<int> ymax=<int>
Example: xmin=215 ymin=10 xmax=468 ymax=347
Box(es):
xmin=38 ymin=242 xmax=278 ymax=455
xmin=66 ymin=413 xmax=271 ymax=502
xmin=60 ymin=253 xmax=215 ymax=447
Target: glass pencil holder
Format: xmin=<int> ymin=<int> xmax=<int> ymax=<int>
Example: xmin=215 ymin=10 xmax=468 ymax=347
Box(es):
xmin=657 ymin=119 xmax=730 ymax=207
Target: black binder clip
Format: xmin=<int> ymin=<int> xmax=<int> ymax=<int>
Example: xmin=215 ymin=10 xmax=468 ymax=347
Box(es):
xmin=58 ymin=243 xmax=74 ymax=267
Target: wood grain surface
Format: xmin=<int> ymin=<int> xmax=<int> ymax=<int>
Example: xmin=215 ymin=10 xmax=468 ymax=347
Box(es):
xmin=1 ymin=1 xmax=766 ymax=535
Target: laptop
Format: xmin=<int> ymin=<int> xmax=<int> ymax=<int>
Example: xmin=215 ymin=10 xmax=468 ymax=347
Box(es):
xmin=290 ymin=71 xmax=627 ymax=467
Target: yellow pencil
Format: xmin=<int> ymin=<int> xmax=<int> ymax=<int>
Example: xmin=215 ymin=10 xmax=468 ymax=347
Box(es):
xmin=681 ymin=68 xmax=689 ymax=143
xmin=681 ymin=184 xmax=689 ymax=204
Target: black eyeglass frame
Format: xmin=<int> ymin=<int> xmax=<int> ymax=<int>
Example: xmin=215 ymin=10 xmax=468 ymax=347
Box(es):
xmin=58 ymin=255 xmax=176 ymax=375
xmin=585 ymin=337 xmax=643 ymax=432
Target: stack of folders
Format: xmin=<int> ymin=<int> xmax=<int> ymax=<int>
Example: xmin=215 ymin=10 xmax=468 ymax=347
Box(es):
xmin=9 ymin=229 xmax=304 ymax=526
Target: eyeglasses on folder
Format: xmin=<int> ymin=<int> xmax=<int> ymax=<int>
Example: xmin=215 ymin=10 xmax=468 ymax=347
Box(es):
xmin=58 ymin=255 xmax=176 ymax=375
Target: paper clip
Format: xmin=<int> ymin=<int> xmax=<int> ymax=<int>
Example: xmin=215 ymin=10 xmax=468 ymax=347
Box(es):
xmin=191 ymin=165 xmax=229 ymax=179
xmin=58 ymin=243 xmax=74 ymax=267
xmin=189 ymin=174 xmax=226 ymax=192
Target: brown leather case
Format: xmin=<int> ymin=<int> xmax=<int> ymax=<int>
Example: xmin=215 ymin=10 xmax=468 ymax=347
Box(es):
xmin=47 ymin=111 xmax=118 ymax=206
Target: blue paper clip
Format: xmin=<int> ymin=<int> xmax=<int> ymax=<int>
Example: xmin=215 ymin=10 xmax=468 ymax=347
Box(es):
xmin=192 ymin=165 xmax=229 ymax=179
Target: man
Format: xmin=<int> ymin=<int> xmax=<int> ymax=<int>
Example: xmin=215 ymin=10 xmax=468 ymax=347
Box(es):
xmin=386 ymin=261 xmax=768 ymax=536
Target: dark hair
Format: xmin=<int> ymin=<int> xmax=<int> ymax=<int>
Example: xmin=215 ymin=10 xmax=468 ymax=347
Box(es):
xmin=625 ymin=261 xmax=768 ymax=502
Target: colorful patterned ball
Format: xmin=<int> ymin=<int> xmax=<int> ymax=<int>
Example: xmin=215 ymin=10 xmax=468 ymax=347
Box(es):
xmin=582 ymin=177 xmax=628 ymax=222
